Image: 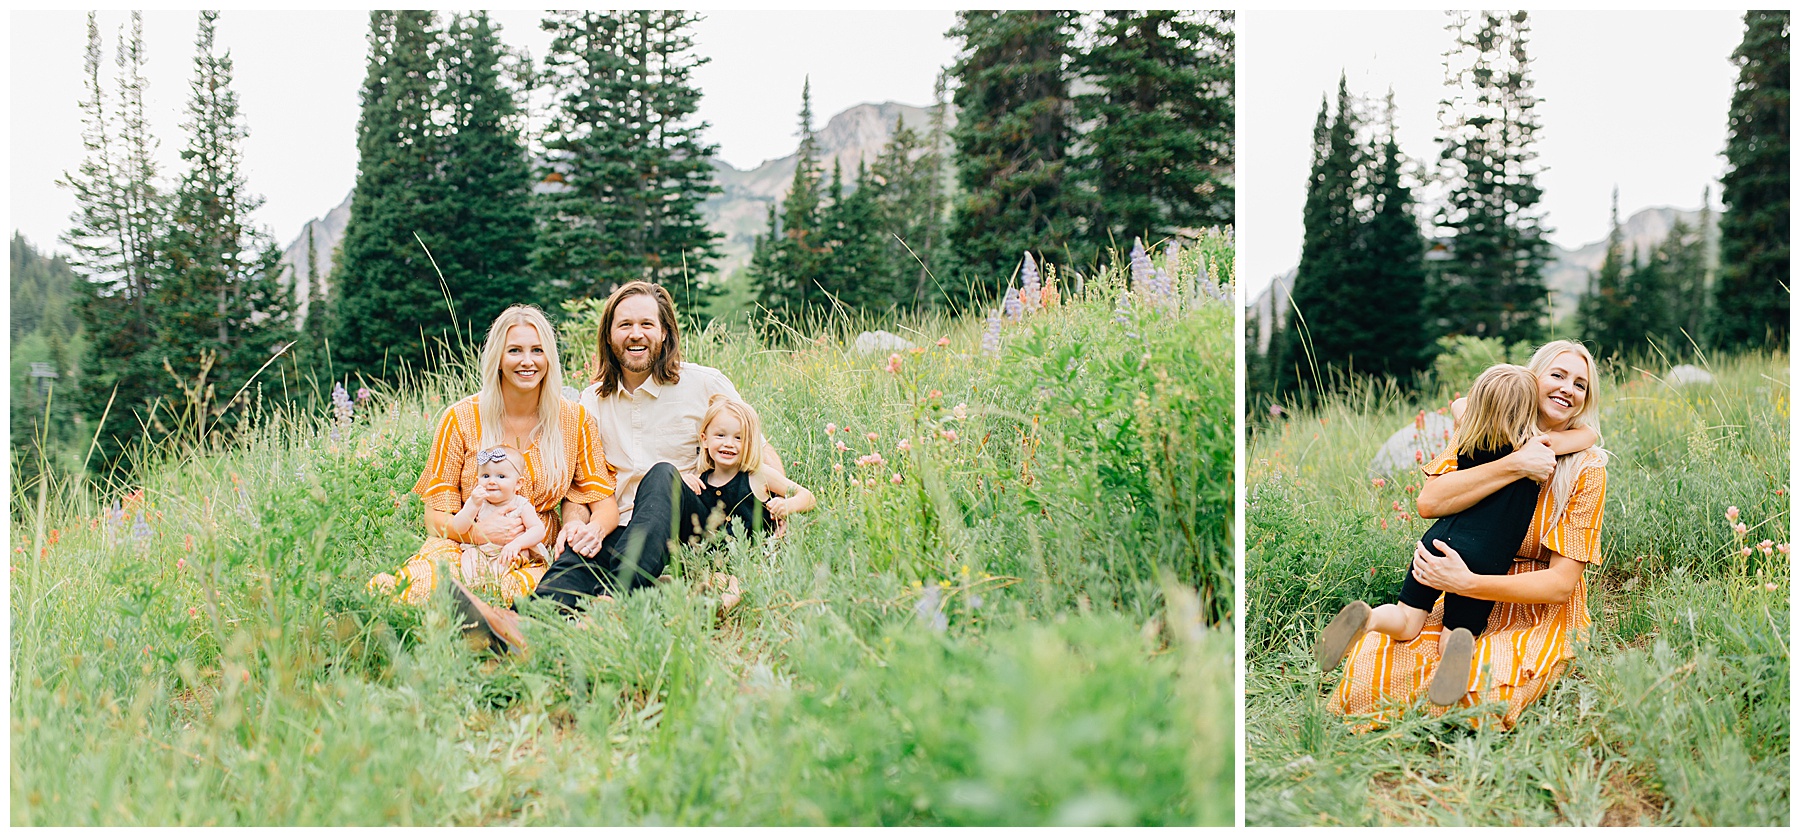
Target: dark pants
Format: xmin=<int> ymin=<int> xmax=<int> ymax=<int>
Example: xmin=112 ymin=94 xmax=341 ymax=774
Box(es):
xmin=1398 ymin=533 xmax=1516 ymax=637
xmin=533 ymin=462 xmax=706 ymax=611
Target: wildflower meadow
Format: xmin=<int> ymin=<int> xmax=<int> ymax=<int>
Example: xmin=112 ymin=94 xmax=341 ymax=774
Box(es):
xmin=1244 ymin=350 xmax=1790 ymax=826
xmin=11 ymin=234 xmax=1235 ymax=825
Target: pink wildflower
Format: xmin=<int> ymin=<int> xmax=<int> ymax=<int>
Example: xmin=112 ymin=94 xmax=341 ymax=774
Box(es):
xmin=1779 ymin=544 xmax=1791 ymax=556
xmin=1391 ymin=500 xmax=1402 ymax=512
xmin=941 ymin=429 xmax=959 ymax=443
xmin=886 ymin=353 xmax=903 ymax=374
xmin=891 ymin=473 xmax=903 ymax=485
xmin=1734 ymin=522 xmax=1749 ymax=536
xmin=176 ymin=557 xmax=186 ymax=571
xmin=832 ymin=463 xmax=844 ymax=473
xmin=936 ymin=337 xmax=950 ymax=347
xmin=1415 ymin=450 xmax=1425 ymax=464
xmin=1726 ymin=505 xmax=1740 ymax=523
xmin=1372 ymin=477 xmax=1386 ymax=488
xmin=952 ymin=404 xmax=968 ymax=420
xmin=866 ymin=432 xmax=879 ymax=442
xmin=1741 ymin=546 xmax=1754 ymax=557
xmin=826 ymin=423 xmax=837 ymax=435
xmin=835 ymin=440 xmax=849 ymax=453
xmin=189 ymin=607 xmax=198 ymax=618
xmin=1767 ymin=582 xmax=1779 ymax=592
xmin=898 ymin=439 xmax=912 ymax=452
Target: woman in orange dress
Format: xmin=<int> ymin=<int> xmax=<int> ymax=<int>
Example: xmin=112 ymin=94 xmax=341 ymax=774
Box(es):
xmin=371 ymin=305 xmax=617 ymax=606
xmin=1329 ymin=340 xmax=1608 ymax=729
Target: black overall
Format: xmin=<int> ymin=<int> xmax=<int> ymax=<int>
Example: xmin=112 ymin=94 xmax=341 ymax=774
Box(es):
xmin=1399 ymin=444 xmax=1540 ymax=636
xmin=696 ymin=469 xmax=774 ymax=540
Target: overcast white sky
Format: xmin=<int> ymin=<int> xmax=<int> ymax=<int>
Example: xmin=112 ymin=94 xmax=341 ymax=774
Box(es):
xmin=1238 ymin=10 xmax=1746 ymax=303
xmin=10 ymin=10 xmax=959 ymax=257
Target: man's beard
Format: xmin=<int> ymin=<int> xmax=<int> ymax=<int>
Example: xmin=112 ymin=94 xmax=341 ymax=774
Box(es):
xmin=614 ymin=337 xmax=662 ymax=375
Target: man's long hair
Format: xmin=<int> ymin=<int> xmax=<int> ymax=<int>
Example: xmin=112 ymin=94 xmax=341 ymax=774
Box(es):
xmin=591 ymin=281 xmax=683 ymax=396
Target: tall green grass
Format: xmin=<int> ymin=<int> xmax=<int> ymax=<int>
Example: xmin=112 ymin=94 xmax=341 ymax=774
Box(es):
xmin=11 ymin=240 xmax=1235 ymax=825
xmin=1245 ymin=350 xmax=1790 ymax=826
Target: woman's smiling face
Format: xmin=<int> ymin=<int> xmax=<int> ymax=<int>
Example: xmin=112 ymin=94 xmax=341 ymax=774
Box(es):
xmin=500 ymin=323 xmax=546 ymax=392
xmin=1536 ymin=350 xmax=1590 ymax=429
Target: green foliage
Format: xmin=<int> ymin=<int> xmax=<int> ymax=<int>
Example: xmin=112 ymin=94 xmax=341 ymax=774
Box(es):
xmin=1709 ymin=11 xmax=1790 ymax=351
xmin=1075 ymin=11 xmax=1234 ymax=252
xmin=533 ymin=11 xmax=722 ymax=312
xmin=1426 ymin=10 xmax=1551 ymax=345
xmin=1245 ymin=350 xmax=1789 ymax=825
xmin=749 ymin=78 xmax=830 ymax=318
xmin=153 ymin=10 xmax=296 ymax=442
xmin=1427 ymin=335 xmax=1537 ymax=393
xmin=332 ymin=10 xmax=536 ymax=378
xmin=943 ymin=10 xmax=1081 ymax=308
xmin=11 ymin=234 xmax=89 ymax=485
xmin=12 ymin=243 xmax=1235 ymax=824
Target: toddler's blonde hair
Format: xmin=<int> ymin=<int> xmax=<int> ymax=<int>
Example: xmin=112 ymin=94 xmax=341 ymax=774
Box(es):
xmin=1447 ymin=364 xmax=1540 ymax=459
xmin=698 ymin=394 xmax=764 ymax=474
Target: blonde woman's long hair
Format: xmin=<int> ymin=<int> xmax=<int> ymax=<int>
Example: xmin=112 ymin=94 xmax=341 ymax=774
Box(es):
xmin=1445 ymin=364 xmax=1540 ymax=459
xmin=477 ymin=305 xmax=567 ymax=495
xmin=1527 ymin=340 xmax=1607 ymax=530
xmin=697 ymin=394 xmax=764 ymax=474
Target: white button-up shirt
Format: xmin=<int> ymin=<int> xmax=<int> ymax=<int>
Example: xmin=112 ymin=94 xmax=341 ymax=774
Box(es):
xmin=578 ymin=362 xmax=749 ymax=526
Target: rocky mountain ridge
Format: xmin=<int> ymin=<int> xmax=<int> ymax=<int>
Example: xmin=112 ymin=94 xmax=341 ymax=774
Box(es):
xmin=278 ymin=100 xmax=949 ymax=306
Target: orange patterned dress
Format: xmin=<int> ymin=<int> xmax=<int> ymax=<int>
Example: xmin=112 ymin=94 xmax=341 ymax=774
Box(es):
xmin=1329 ymin=446 xmax=1609 ymax=730
xmin=383 ymin=395 xmax=615 ymax=605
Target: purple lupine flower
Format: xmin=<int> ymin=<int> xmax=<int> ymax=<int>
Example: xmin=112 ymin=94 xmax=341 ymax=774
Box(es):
xmin=1020 ymin=252 xmax=1040 ymax=313
xmin=1129 ymin=238 xmax=1153 ymax=296
xmin=982 ymin=308 xmax=1003 ymax=357
xmin=914 ymin=585 xmax=948 ymax=633
xmin=131 ymin=510 xmax=151 ymax=541
xmin=1002 ymin=285 xmax=1023 ymax=321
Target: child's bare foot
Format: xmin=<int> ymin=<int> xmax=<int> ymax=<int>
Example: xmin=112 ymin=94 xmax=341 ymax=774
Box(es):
xmin=368 ymin=573 xmax=397 ymax=596
xmin=1314 ymin=600 xmax=1372 ymax=672
xmin=713 ymin=572 xmax=743 ymax=616
xmin=1429 ymin=627 xmax=1475 ymax=706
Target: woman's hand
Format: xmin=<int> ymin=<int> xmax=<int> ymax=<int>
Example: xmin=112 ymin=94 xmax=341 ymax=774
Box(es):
xmin=473 ymin=508 xmax=526 ymax=545
xmin=1507 ymin=435 xmax=1558 ymax=483
xmin=1411 ymin=539 xmax=1478 ymax=595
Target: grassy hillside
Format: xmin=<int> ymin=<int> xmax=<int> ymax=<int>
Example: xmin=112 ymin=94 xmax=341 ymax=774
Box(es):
xmin=1245 ymin=351 xmax=1790 ymax=826
xmin=11 ymin=236 xmax=1235 ymax=825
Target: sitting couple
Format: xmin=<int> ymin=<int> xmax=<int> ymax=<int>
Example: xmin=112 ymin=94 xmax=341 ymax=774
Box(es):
xmin=1314 ymin=341 xmax=1610 ymax=728
xmin=370 ymin=281 xmax=816 ymax=651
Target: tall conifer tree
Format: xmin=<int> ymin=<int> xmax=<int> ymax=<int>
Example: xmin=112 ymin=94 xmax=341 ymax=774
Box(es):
xmin=1353 ymin=92 xmax=1428 ymax=380
xmin=534 ymin=11 xmax=721 ymax=310
xmin=60 ymin=13 xmax=167 ymax=470
xmin=749 ymin=79 xmax=830 ymax=316
xmin=944 ymin=10 xmax=1079 ymax=308
xmin=434 ymin=12 xmax=534 ymax=337
xmin=155 ymin=10 xmax=293 ymax=436
xmin=1709 ymin=10 xmax=1789 ymax=350
xmin=1427 ymin=10 xmax=1550 ymax=343
xmin=1076 ymin=11 xmax=1233 ymax=254
xmin=332 ymin=11 xmax=451 ymax=377
xmin=1278 ymin=78 xmax=1360 ymax=396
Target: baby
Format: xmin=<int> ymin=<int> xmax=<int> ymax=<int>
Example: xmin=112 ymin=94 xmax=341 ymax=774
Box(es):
xmin=1315 ymin=364 xmax=1592 ymax=705
xmin=371 ymin=445 xmax=546 ymax=601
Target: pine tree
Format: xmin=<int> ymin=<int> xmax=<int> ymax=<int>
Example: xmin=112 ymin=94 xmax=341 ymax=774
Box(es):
xmin=749 ymin=78 xmax=830 ymax=316
xmin=533 ymin=11 xmax=721 ymax=311
xmin=59 ymin=12 xmax=167 ymax=471
xmin=332 ymin=11 xmax=452 ymax=377
xmin=1427 ymin=10 xmax=1551 ymax=344
xmin=298 ymin=225 xmax=332 ymax=373
xmin=433 ymin=11 xmax=535 ymax=339
xmin=865 ymin=116 xmax=938 ymax=309
xmin=944 ymin=10 xmax=1080 ymax=309
xmin=154 ymin=10 xmax=295 ymax=439
xmin=1577 ymin=189 xmax=1629 ymax=356
xmin=1278 ymin=78 xmax=1361 ymax=396
xmin=1709 ymin=11 xmax=1789 ymax=350
xmin=1665 ymin=192 xmax=1712 ymax=348
xmin=820 ymin=160 xmax=886 ymax=311
xmin=1353 ymin=91 xmax=1429 ymax=380
xmin=1076 ymin=11 xmax=1233 ymax=255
